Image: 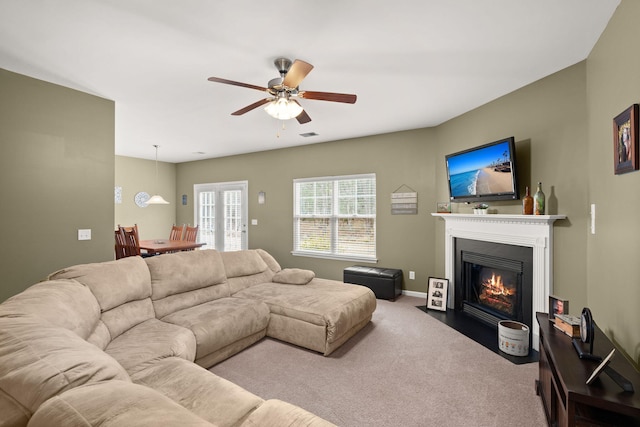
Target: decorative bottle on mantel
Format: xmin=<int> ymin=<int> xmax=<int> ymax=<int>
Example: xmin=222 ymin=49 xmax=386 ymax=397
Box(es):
xmin=522 ymin=186 xmax=533 ymax=215
xmin=534 ymin=182 xmax=545 ymax=215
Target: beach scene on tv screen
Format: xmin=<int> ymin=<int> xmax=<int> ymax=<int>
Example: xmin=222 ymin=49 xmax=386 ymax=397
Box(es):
xmin=448 ymin=141 xmax=515 ymax=197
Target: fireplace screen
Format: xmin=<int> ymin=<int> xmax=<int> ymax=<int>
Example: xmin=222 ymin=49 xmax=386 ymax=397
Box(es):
xmin=468 ymin=265 xmax=519 ymax=318
xmin=455 ymin=240 xmax=532 ymax=330
xmin=460 ymin=249 xmax=525 ymax=324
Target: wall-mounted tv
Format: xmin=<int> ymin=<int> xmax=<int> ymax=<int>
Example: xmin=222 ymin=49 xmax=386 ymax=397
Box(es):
xmin=445 ymin=137 xmax=519 ymax=203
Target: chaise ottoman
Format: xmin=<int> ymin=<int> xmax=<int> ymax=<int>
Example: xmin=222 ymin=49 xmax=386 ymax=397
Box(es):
xmin=232 ymin=278 xmax=376 ymax=356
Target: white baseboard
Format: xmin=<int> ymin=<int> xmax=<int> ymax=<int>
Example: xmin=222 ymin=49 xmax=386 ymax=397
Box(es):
xmin=402 ymin=290 xmax=427 ymax=299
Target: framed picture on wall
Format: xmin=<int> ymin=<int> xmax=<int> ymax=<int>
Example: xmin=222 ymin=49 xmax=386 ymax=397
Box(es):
xmin=613 ymin=104 xmax=639 ymax=175
xmin=436 ymin=202 xmax=451 ymax=213
xmin=426 ymin=277 xmax=448 ymax=311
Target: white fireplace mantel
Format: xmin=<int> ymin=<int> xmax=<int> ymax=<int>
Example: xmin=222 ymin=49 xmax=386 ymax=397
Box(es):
xmin=432 ymin=213 xmax=567 ymax=350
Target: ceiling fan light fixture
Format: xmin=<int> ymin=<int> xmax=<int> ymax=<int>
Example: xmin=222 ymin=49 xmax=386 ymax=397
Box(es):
xmin=264 ymin=97 xmax=303 ymax=120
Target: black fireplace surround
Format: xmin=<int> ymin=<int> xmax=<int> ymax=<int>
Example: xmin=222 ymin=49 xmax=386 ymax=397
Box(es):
xmin=454 ymin=238 xmax=533 ymax=332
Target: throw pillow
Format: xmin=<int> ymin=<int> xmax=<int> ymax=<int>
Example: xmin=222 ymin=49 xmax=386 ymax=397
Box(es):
xmin=272 ymin=268 xmax=315 ymax=285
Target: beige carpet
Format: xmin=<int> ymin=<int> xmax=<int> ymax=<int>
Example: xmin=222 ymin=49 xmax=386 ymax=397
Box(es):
xmin=210 ymin=295 xmax=547 ymax=426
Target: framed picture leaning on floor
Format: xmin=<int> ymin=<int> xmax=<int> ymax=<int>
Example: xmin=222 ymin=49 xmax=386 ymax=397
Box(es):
xmin=426 ymin=277 xmax=448 ymax=311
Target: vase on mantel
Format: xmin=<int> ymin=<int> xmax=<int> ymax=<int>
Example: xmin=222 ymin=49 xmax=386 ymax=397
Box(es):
xmin=534 ymin=182 xmax=545 ymax=215
xmin=522 ymin=186 xmax=533 ymax=215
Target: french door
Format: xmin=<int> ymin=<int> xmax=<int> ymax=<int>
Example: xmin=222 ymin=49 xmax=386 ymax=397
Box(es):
xmin=194 ymin=181 xmax=248 ymax=251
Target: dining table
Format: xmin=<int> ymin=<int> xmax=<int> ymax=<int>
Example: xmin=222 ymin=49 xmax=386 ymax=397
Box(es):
xmin=139 ymin=239 xmax=206 ymax=255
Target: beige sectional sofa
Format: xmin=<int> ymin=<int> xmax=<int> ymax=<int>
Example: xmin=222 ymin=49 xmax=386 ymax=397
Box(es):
xmin=0 ymin=249 xmax=376 ymax=427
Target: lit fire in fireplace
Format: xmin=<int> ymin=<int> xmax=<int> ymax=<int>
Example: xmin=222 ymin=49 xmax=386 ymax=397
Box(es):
xmin=478 ymin=273 xmax=515 ymax=315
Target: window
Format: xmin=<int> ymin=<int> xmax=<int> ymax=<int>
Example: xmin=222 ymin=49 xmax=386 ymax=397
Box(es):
xmin=293 ymin=174 xmax=376 ymax=262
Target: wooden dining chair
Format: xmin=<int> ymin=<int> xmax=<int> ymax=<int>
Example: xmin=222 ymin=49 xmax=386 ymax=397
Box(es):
xmin=170 ymin=224 xmax=185 ymax=241
xmin=117 ymin=224 xmax=152 ymax=258
xmin=183 ymin=225 xmax=199 ymax=242
xmin=114 ymin=228 xmax=128 ymax=259
xmin=118 ymin=224 xmax=140 ymax=237
xmin=121 ymin=226 xmax=141 ymax=257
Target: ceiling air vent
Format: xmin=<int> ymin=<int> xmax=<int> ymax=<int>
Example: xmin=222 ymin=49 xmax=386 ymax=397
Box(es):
xmin=299 ymin=132 xmax=319 ymax=138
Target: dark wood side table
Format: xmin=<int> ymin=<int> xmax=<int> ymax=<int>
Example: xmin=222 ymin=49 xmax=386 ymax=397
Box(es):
xmin=535 ymin=312 xmax=640 ymax=426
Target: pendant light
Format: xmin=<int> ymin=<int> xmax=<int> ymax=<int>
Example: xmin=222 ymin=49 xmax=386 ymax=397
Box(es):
xmin=146 ymin=144 xmax=170 ymax=205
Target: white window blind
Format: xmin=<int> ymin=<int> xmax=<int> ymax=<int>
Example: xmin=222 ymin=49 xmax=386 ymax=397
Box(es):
xmin=293 ymin=174 xmax=376 ymax=262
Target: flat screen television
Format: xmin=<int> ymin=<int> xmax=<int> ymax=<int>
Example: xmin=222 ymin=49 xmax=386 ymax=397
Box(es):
xmin=445 ymin=137 xmax=519 ymax=203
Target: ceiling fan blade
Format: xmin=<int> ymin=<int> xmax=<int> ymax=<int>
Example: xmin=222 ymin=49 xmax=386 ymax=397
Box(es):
xmin=231 ymin=98 xmax=271 ymax=116
xmin=296 ymin=110 xmax=312 ymax=124
xmin=207 ymin=77 xmax=267 ymax=92
xmin=299 ymin=91 xmax=357 ymax=104
xmin=292 ymin=100 xmax=311 ymax=124
xmin=282 ymin=60 xmax=314 ymax=89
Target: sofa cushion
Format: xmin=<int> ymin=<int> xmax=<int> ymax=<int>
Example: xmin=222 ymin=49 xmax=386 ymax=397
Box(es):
xmin=222 ymin=250 xmax=277 ymax=294
xmin=147 ymin=250 xmax=228 ymax=300
xmin=221 ymin=250 xmax=268 ymax=277
xmin=160 ymin=298 xmax=269 ymax=363
xmin=256 ymin=248 xmax=281 ymax=273
xmin=0 ymin=316 xmax=130 ymax=420
xmin=86 ymin=320 xmax=112 ymax=350
xmin=101 ymin=298 xmax=156 ymax=342
xmin=227 ymin=271 xmax=275 ymax=295
xmin=146 ymin=250 xmax=231 ymax=318
xmin=240 ymin=399 xmax=337 ymax=427
xmin=48 ymin=256 xmax=155 ymax=343
xmin=131 ymin=357 xmax=263 ymax=427
xmin=28 ymin=381 xmax=215 ymax=427
xmin=0 ymin=389 xmax=29 ymax=427
xmin=0 ymin=279 xmax=100 ymax=340
xmin=272 ymin=268 xmax=315 ymax=285
xmin=48 ymin=256 xmax=151 ymax=312
xmin=105 ymin=318 xmax=196 ymax=375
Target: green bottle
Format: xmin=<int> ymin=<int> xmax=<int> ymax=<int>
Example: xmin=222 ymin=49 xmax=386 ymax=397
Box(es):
xmin=534 ymin=182 xmax=545 ymax=215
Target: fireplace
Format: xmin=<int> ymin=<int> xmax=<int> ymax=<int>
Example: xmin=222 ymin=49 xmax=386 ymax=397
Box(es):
xmin=432 ymin=212 xmax=566 ymax=351
xmin=455 ymin=239 xmax=533 ymax=332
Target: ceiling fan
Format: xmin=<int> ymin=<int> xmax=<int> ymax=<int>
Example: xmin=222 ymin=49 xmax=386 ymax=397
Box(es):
xmin=207 ymin=57 xmax=357 ymax=124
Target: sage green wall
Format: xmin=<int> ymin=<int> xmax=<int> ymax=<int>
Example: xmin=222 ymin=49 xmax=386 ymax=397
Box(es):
xmin=115 ymin=155 xmax=176 ymax=239
xmin=5 ymin=1 xmax=635 ymax=365
xmin=586 ymin=0 xmax=640 ymax=367
xmin=176 ymin=129 xmax=438 ymax=291
xmin=434 ymin=62 xmax=589 ymax=313
xmin=0 ymin=68 xmax=114 ymax=302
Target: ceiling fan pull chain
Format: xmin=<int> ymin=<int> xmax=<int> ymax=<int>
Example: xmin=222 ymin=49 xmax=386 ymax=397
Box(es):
xmin=276 ymin=120 xmax=287 ymax=138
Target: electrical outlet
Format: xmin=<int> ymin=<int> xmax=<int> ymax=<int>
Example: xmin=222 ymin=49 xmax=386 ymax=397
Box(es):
xmin=78 ymin=229 xmax=91 ymax=241
xmin=409 ymin=271 xmax=415 ymax=280
xmin=251 ymin=219 xmax=258 ymax=225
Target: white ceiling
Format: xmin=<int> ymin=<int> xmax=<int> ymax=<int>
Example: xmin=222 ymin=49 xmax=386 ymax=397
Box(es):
xmin=0 ymin=0 xmax=619 ymax=163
